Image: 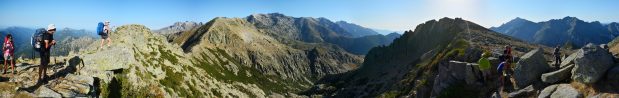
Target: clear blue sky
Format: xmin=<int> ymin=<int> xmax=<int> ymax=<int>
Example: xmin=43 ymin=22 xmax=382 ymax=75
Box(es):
xmin=1 ymin=0 xmax=618 ymax=31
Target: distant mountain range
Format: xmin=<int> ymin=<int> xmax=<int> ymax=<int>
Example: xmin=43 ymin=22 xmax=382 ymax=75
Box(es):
xmin=334 ymin=21 xmax=381 ymax=37
xmin=160 ymin=13 xmax=401 ymax=55
xmin=372 ymin=28 xmax=402 ymax=35
xmin=490 ymin=16 xmax=619 ymax=48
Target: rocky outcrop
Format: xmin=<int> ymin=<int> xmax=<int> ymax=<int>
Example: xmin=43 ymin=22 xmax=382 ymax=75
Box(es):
xmin=606 ymin=65 xmax=619 ymax=83
xmin=572 ymin=43 xmax=615 ymax=84
xmin=541 ymin=64 xmax=574 ymax=84
xmin=35 ymin=86 xmax=62 ymax=97
xmin=508 ymin=85 xmax=536 ymax=98
xmin=561 ymin=51 xmax=579 ymax=68
xmin=432 ymin=61 xmax=481 ymax=96
xmin=513 ymin=48 xmax=550 ymax=88
xmin=48 ymin=74 xmax=94 ymax=97
xmin=550 ymin=84 xmax=582 ymax=98
xmin=538 ymin=84 xmax=559 ymax=98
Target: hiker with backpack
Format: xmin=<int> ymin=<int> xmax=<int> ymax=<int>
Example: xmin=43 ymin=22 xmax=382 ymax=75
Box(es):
xmin=496 ymin=61 xmax=507 ymax=96
xmin=497 ymin=45 xmax=513 ymax=92
xmin=500 ymin=45 xmax=513 ymax=76
xmin=36 ymin=24 xmax=56 ymax=82
xmin=477 ymin=50 xmax=491 ymax=83
xmin=98 ymin=21 xmax=112 ymax=49
xmin=553 ymin=45 xmax=561 ymax=68
xmin=3 ymin=34 xmax=16 ymax=76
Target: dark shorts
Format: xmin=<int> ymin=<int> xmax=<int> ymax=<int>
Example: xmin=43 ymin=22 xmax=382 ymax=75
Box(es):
xmin=40 ymin=52 xmax=50 ymax=66
xmin=100 ymin=33 xmax=109 ymax=39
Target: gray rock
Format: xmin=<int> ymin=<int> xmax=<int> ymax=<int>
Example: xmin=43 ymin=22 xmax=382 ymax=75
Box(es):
xmin=606 ymin=65 xmax=619 ymax=83
xmin=492 ymin=92 xmax=501 ymax=98
xmin=35 ymin=86 xmax=62 ymax=97
xmin=508 ymin=85 xmax=536 ymax=98
xmin=465 ymin=63 xmax=480 ymax=85
xmin=432 ymin=61 xmax=480 ymax=96
xmin=538 ymin=84 xmax=559 ymax=98
xmin=513 ymin=48 xmax=551 ymax=88
xmin=550 ymin=84 xmax=582 ymax=98
xmin=432 ymin=61 xmax=467 ymax=95
xmin=572 ymin=43 xmax=615 ymax=84
xmin=541 ymin=64 xmax=574 ymax=84
xmin=49 ymin=74 xmax=94 ymax=97
xmin=561 ymin=51 xmax=580 ymax=68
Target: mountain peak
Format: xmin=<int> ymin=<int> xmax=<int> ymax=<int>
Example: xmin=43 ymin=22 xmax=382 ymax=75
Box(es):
xmin=562 ymin=16 xmax=579 ymax=20
xmin=508 ymin=17 xmax=534 ymax=24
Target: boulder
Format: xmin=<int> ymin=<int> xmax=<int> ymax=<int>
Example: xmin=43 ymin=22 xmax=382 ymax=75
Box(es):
xmin=465 ymin=63 xmax=480 ymax=85
xmin=432 ymin=61 xmax=480 ymax=96
xmin=49 ymin=74 xmax=94 ymax=97
xmin=541 ymin=64 xmax=574 ymax=84
xmin=606 ymin=65 xmax=619 ymax=83
xmin=538 ymin=84 xmax=559 ymax=98
xmin=513 ymin=48 xmax=551 ymax=88
xmin=550 ymin=84 xmax=582 ymax=98
xmin=35 ymin=86 xmax=62 ymax=97
xmin=560 ymin=51 xmax=580 ymax=68
xmin=572 ymin=43 xmax=615 ymax=84
xmin=508 ymin=85 xmax=536 ymax=98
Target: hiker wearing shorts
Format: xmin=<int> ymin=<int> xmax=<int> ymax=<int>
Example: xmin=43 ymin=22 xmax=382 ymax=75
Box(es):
xmin=100 ymin=21 xmax=112 ymax=49
xmin=39 ymin=24 xmax=56 ymax=82
xmin=3 ymin=34 xmax=15 ymax=76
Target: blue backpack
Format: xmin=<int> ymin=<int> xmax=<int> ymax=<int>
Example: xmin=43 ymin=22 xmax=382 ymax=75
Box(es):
xmin=97 ymin=22 xmax=105 ymax=35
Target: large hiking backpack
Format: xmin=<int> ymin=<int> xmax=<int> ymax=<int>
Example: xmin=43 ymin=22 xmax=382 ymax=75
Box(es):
xmin=32 ymin=28 xmax=46 ymax=52
xmin=97 ymin=22 xmax=105 ymax=35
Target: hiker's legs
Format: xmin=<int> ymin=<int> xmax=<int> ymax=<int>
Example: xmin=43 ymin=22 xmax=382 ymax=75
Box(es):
xmin=554 ymin=56 xmax=560 ymax=67
xmin=100 ymin=39 xmax=105 ymax=48
xmin=3 ymin=59 xmax=6 ymax=74
xmin=11 ymin=58 xmax=15 ymax=75
xmin=106 ymin=38 xmax=111 ymax=46
xmin=38 ymin=58 xmax=44 ymax=80
xmin=39 ymin=52 xmax=48 ymax=80
xmin=43 ymin=54 xmax=49 ymax=79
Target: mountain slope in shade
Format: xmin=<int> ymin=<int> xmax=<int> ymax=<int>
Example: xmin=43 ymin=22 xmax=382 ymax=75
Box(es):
xmin=335 ymin=21 xmax=380 ymax=37
xmin=491 ymin=16 xmax=617 ymax=48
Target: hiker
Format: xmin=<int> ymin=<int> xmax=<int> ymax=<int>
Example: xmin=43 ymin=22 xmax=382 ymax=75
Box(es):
xmin=39 ymin=24 xmax=56 ymax=82
xmin=3 ymin=34 xmax=15 ymax=76
xmin=497 ymin=45 xmax=514 ymax=90
xmin=477 ymin=50 xmax=491 ymax=82
xmin=99 ymin=21 xmax=112 ymax=49
xmin=497 ymin=61 xmax=507 ymax=92
xmin=500 ymin=45 xmax=513 ymax=76
xmin=553 ymin=45 xmax=561 ymax=67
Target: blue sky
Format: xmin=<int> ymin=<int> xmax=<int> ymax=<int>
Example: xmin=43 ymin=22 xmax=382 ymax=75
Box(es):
xmin=1 ymin=0 xmax=618 ymax=31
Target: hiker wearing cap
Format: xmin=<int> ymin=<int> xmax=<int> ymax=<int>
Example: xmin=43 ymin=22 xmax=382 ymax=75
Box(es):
xmin=99 ymin=21 xmax=112 ymax=49
xmin=3 ymin=34 xmax=15 ymax=76
xmin=39 ymin=24 xmax=56 ymax=82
